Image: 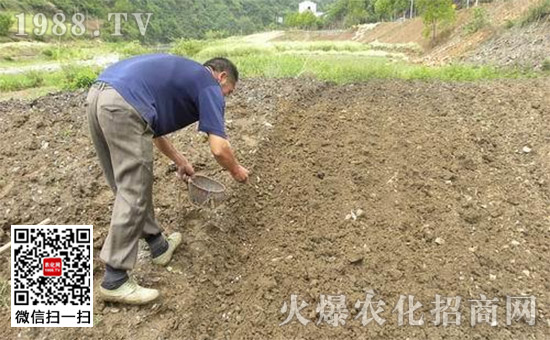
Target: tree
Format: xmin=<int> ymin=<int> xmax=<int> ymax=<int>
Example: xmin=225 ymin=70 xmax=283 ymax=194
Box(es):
xmin=374 ymin=0 xmax=409 ymax=21
xmin=325 ymin=0 xmax=372 ymax=27
xmin=374 ymin=0 xmax=393 ymax=20
xmin=326 ymin=0 xmax=422 ymax=27
xmin=417 ymin=0 xmax=456 ymax=41
xmin=344 ymin=0 xmax=369 ymax=26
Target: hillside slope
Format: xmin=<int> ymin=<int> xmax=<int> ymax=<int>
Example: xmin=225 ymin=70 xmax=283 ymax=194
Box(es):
xmin=423 ymin=0 xmax=542 ymax=65
xmin=463 ymin=22 xmax=550 ymax=70
xmin=276 ymin=0 xmax=545 ymax=67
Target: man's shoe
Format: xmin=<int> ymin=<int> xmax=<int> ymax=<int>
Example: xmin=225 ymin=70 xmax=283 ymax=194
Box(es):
xmin=99 ymin=278 xmax=159 ymax=305
xmin=152 ymin=232 xmax=182 ymax=266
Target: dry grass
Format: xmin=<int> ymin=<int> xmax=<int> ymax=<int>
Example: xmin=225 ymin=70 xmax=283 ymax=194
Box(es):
xmin=0 ymin=279 xmax=9 ymax=308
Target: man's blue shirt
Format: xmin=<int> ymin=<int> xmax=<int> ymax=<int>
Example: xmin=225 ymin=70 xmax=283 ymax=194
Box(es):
xmin=97 ymin=54 xmax=226 ymax=138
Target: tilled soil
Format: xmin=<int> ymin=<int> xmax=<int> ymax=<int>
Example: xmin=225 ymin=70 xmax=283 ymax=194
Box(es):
xmin=2 ymin=78 xmax=550 ymax=339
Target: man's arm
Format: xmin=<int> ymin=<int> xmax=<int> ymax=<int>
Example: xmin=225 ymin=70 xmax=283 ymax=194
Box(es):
xmin=208 ymin=134 xmax=249 ymax=182
xmin=153 ymin=136 xmax=195 ymax=178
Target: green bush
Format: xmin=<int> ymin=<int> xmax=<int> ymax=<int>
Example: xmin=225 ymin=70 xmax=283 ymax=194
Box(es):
xmin=464 ymin=7 xmax=490 ymax=34
xmin=0 ymin=13 xmax=14 ymax=36
xmin=542 ymin=58 xmax=550 ymax=71
xmin=504 ymin=19 xmax=515 ymax=29
xmin=61 ymin=66 xmax=99 ymax=90
xmin=171 ymin=39 xmax=208 ymax=57
xmin=285 ymin=11 xmax=321 ymax=29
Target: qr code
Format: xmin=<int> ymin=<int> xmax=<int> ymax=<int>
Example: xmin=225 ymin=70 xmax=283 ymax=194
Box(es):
xmin=11 ymin=225 xmax=93 ymax=328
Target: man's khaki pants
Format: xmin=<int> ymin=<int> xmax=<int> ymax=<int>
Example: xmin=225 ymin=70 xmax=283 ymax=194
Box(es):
xmin=86 ymin=83 xmax=162 ymax=270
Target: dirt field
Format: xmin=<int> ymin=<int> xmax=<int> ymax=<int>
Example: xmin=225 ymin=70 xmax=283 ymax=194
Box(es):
xmin=2 ymin=77 xmax=550 ymax=339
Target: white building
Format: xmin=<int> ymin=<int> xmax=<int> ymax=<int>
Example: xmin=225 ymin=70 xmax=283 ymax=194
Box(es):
xmin=299 ymin=1 xmax=323 ymax=17
xmin=299 ymin=1 xmax=317 ymax=14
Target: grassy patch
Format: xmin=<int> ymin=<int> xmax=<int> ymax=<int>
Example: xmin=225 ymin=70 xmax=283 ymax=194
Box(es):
xmin=0 ymin=40 xmax=129 ymax=66
xmin=41 ymin=44 xmax=96 ymax=61
xmin=40 ymin=41 xmax=132 ymax=61
xmin=228 ymin=54 xmax=536 ymax=83
xmin=367 ymin=41 xmax=423 ymax=54
xmin=171 ymin=39 xmax=211 ymax=58
xmin=169 ymin=38 xmax=535 ymax=82
xmin=197 ymin=43 xmax=275 ymax=60
xmin=0 ymin=39 xmax=541 ymax=94
xmin=0 ymin=65 xmax=100 ymax=92
xmin=172 ymin=39 xmax=381 ymax=59
xmin=0 ymin=70 xmax=46 ymax=91
xmin=519 ymin=0 xmax=550 ymax=26
xmin=0 ymin=41 xmax=49 ymax=60
xmin=0 ymin=54 xmax=538 ymax=94
xmin=273 ymin=41 xmax=372 ymax=53
xmin=111 ymin=41 xmax=152 ymax=57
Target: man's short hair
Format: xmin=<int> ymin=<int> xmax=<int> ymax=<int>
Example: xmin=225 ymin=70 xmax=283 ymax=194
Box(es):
xmin=204 ymin=57 xmax=239 ymax=83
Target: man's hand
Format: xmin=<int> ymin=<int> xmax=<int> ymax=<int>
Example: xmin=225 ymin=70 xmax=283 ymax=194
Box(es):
xmin=208 ymin=134 xmax=249 ymax=183
xmin=153 ymin=136 xmax=195 ymax=181
xmin=230 ymin=165 xmax=249 ymax=183
xmin=176 ymin=160 xmax=195 ymax=181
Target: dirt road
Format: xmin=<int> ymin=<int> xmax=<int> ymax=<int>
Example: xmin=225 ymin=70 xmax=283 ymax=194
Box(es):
xmin=1 ymin=78 xmax=550 ymax=339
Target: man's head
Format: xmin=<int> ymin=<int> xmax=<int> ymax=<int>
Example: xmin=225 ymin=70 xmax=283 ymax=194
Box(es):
xmin=204 ymin=57 xmax=239 ymax=96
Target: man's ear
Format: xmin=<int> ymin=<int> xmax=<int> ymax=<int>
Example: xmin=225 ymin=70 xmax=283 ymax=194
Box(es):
xmin=219 ymin=71 xmax=228 ymax=84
